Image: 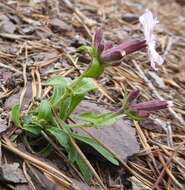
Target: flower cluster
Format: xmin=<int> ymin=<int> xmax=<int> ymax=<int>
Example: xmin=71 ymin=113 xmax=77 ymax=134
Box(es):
xmin=92 ymin=10 xmax=164 ymax=70
xmin=93 ymin=28 xmax=146 ymax=65
xmin=79 ymin=10 xmax=164 ymax=79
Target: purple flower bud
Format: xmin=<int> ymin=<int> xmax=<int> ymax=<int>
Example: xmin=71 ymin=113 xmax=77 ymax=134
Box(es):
xmin=91 ymin=29 xmax=147 ymax=66
xmin=100 ymin=49 xmax=124 ymax=63
xmin=93 ymin=28 xmax=104 ymax=53
xmin=103 ymin=41 xmax=113 ymax=51
xmin=129 ymin=100 xmax=170 ymax=112
xmin=128 ymin=89 xmax=140 ymax=103
xmin=115 ymin=39 xmax=146 ymax=55
xmin=97 ymin=43 xmax=104 ymax=54
xmin=100 ymin=39 xmax=146 ymax=64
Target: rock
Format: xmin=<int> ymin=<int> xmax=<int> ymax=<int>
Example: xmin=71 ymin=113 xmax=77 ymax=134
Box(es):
xmin=0 ymin=20 xmax=16 ymax=34
xmin=73 ymin=101 xmax=139 ymax=160
xmin=0 ymin=163 xmax=27 ymax=184
xmin=15 ymin=184 xmax=32 ymax=190
xmin=121 ymin=13 xmax=138 ymax=23
xmin=4 ymin=83 xmax=32 ymax=110
xmin=50 ymin=18 xmax=71 ymax=33
xmin=0 ymin=117 xmax=9 ymax=135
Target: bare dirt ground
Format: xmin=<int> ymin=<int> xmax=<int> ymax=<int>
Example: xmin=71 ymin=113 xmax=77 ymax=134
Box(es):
xmin=0 ymin=0 xmax=185 ymax=189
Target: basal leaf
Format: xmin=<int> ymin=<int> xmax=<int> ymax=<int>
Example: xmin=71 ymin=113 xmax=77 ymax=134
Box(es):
xmin=60 ymin=97 xmax=72 ymax=120
xmin=72 ymin=134 xmax=119 ymax=166
xmin=68 ymin=143 xmax=93 ymax=182
xmin=47 ymin=127 xmax=69 ymax=150
xmin=38 ymin=100 xmax=52 ymax=121
xmin=23 ymin=124 xmax=42 ymax=136
xmin=47 ymin=76 xmax=71 ymax=86
xmin=72 ymin=78 xmax=96 ymax=95
xmin=48 ymin=127 xmax=93 ymax=181
xmin=11 ymin=105 xmax=21 ymax=127
xmin=49 ymin=85 xmax=65 ymax=106
xmin=66 ymin=94 xmax=84 ymax=116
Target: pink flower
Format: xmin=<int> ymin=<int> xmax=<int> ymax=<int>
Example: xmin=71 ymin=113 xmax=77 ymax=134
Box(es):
xmin=139 ymin=10 xmax=164 ymax=70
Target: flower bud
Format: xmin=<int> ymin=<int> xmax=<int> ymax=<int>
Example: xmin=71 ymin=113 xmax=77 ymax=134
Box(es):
xmin=129 ymin=100 xmax=170 ymax=112
xmin=115 ymin=39 xmax=146 ymax=55
xmin=93 ymin=28 xmax=104 ymax=53
xmin=128 ymin=89 xmax=140 ymax=103
xmin=101 ymin=49 xmax=124 ymax=63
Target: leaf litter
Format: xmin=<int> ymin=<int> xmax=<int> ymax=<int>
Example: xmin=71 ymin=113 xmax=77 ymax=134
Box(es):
xmin=0 ymin=0 xmax=185 ymax=190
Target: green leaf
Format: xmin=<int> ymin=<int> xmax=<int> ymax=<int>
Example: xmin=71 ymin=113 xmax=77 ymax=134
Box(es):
xmin=72 ymin=134 xmax=119 ymax=166
xmin=38 ymin=100 xmax=52 ymax=121
xmin=23 ymin=124 xmax=42 ymax=136
xmin=77 ymin=111 xmax=124 ymax=128
xmin=48 ymin=76 xmax=71 ymax=107
xmin=72 ymin=78 xmax=96 ymax=95
xmin=11 ymin=105 xmax=21 ymax=127
xmin=47 ymin=127 xmax=69 ymax=150
xmin=68 ymin=144 xmax=93 ymax=182
xmin=50 ymin=85 xmax=65 ymax=106
xmin=48 ymin=76 xmax=71 ymax=86
xmin=59 ymin=78 xmax=96 ymax=118
xmin=59 ymin=97 xmax=72 ymax=120
xmin=66 ymin=94 xmax=84 ymax=116
xmin=48 ymin=127 xmax=93 ymax=182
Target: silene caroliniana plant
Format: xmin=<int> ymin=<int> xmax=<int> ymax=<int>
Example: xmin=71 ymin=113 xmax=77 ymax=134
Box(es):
xmin=11 ymin=10 xmax=172 ymax=182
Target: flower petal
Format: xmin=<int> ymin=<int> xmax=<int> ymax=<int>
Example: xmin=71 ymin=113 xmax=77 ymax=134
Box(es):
xmin=103 ymin=41 xmax=114 ymax=51
xmin=148 ymin=44 xmax=164 ymax=70
xmin=139 ymin=10 xmax=164 ymax=69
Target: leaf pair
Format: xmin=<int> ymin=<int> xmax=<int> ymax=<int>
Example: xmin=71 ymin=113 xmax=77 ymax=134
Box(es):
xmin=77 ymin=111 xmax=124 ymax=128
xmin=48 ymin=76 xmax=96 ymax=121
